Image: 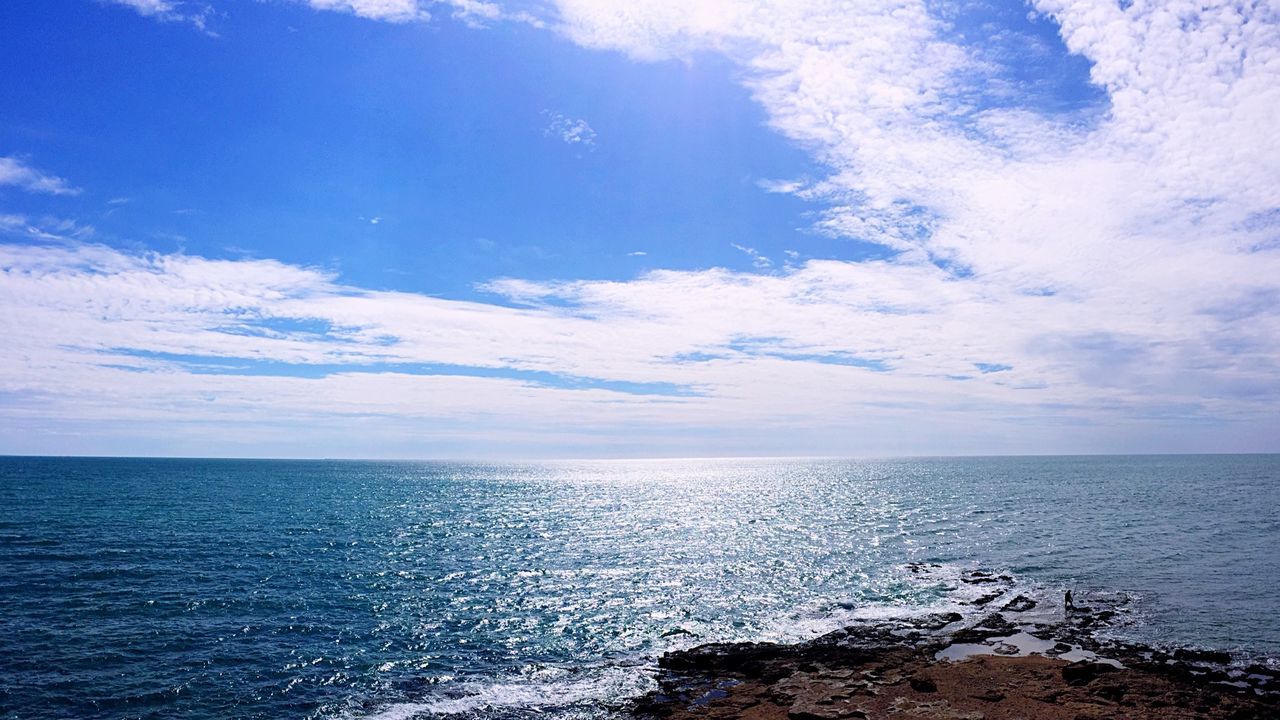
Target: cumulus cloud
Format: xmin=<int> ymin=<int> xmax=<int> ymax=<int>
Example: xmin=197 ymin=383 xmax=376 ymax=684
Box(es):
xmin=0 ymin=157 xmax=80 ymax=196
xmin=543 ymin=111 xmax=597 ymax=147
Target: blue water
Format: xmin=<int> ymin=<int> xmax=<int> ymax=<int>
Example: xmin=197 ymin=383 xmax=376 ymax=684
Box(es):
xmin=1 ymin=455 xmax=1278 ymax=719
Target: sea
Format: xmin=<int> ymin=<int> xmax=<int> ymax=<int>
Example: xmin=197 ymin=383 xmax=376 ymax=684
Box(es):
xmin=2 ymin=455 xmax=1277 ymax=719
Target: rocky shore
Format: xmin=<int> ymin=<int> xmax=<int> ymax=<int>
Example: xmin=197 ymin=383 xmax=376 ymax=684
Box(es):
xmin=630 ymin=568 xmax=1279 ymax=719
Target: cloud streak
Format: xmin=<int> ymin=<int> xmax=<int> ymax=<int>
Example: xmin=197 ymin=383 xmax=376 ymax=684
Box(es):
xmin=101 ymin=0 xmax=215 ymax=33
xmin=2 ymin=232 xmax=1276 ymax=456
xmin=0 ymin=157 xmax=80 ymax=196
xmin=302 ymin=0 xmax=428 ymax=23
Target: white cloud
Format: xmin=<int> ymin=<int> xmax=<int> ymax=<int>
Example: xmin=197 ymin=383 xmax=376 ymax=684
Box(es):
xmin=0 ymin=214 xmax=95 ymax=241
xmin=543 ymin=111 xmax=597 ymax=147
xmin=296 ymin=0 xmax=537 ymax=26
xmin=729 ymin=243 xmax=772 ymax=269
xmin=105 ymin=0 xmax=180 ymax=14
xmin=105 ymin=0 xmax=521 ymax=28
xmin=302 ymin=0 xmax=428 ymax=23
xmin=0 ymin=157 xmax=80 ymax=196
xmin=445 ymin=0 xmax=503 ymax=27
xmin=4 ymin=1 xmax=1279 ymax=456
xmin=757 ymin=178 xmax=805 ymax=194
xmin=3 ymin=236 xmax=1277 ymax=456
xmin=519 ymin=0 xmax=1280 ymax=439
xmin=102 ymin=0 xmax=215 ymax=33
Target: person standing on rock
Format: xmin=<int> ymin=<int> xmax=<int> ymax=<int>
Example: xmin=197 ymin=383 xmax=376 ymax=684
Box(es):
xmin=1065 ymin=590 xmax=1075 ymax=614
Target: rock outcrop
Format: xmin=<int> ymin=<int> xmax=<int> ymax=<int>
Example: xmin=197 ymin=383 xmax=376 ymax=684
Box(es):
xmin=630 ymin=585 xmax=1277 ymax=720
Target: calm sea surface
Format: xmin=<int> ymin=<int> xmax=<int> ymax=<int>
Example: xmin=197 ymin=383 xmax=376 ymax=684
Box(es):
xmin=2 ymin=455 xmax=1278 ymax=719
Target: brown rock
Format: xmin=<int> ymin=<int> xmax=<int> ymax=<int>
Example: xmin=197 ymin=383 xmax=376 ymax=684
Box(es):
xmin=910 ymin=677 xmax=938 ymax=693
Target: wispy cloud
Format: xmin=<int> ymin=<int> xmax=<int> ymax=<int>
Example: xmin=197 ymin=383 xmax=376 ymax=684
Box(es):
xmin=0 ymin=156 xmax=80 ymax=196
xmin=104 ymin=0 xmax=520 ymax=28
xmin=530 ymin=0 xmax=1280 ymax=438
xmin=302 ymin=0 xmax=428 ymax=23
xmin=543 ymin=111 xmax=597 ymax=147
xmin=3 ymin=236 xmax=1277 ymax=455
xmin=297 ymin=0 xmax=536 ymax=26
xmin=101 ymin=0 xmax=216 ymax=33
xmin=730 ymin=243 xmax=772 ymax=269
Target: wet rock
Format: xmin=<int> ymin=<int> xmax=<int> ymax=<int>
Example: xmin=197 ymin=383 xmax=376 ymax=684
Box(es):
xmin=968 ymin=592 xmax=1002 ymax=607
xmin=1063 ymin=660 xmax=1119 ymax=686
xmin=909 ymin=612 xmax=964 ymax=630
xmin=977 ymin=613 xmax=1013 ymax=630
xmin=952 ymin=613 xmax=1019 ymax=644
xmin=1091 ymin=610 xmax=1118 ymax=624
xmin=691 ymin=687 xmax=730 ymax=705
xmin=630 ymin=574 xmax=1280 ymax=720
xmin=659 ymin=642 xmax=783 ymax=679
xmin=1244 ymin=663 xmax=1279 ymax=679
xmin=1001 ymin=594 xmax=1037 ymax=612
xmin=1174 ymin=648 xmax=1233 ymax=665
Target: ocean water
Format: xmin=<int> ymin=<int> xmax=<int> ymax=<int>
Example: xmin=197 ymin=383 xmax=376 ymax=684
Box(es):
xmin=1 ymin=455 xmax=1277 ymax=719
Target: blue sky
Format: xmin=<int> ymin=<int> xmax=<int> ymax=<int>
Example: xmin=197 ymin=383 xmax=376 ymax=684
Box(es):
xmin=3 ymin=0 xmax=832 ymax=295
xmin=1 ymin=0 xmax=1278 ymax=458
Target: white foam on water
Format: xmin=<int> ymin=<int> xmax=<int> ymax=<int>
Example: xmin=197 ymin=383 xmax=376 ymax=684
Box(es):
xmin=757 ymin=564 xmax=949 ymax=641
xmin=350 ymin=563 xmax=1149 ymax=720
xmin=761 ymin=561 xmax=1065 ymax=645
xmin=355 ymin=702 xmax=432 ymax=720
xmin=346 ymin=664 xmax=651 ymax=719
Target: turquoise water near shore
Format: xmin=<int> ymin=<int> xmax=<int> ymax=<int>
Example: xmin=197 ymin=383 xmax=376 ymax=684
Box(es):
xmin=2 ymin=455 xmax=1277 ymax=719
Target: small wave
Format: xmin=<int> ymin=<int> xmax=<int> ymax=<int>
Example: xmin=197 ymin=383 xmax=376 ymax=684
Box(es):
xmin=348 ymin=563 xmax=1154 ymax=720
xmin=345 ymin=664 xmax=651 ymax=719
xmin=754 ymin=561 xmax=1055 ymax=643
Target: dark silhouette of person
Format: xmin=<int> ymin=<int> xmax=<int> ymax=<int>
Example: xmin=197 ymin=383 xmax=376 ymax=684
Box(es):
xmin=1065 ymin=590 xmax=1075 ymax=614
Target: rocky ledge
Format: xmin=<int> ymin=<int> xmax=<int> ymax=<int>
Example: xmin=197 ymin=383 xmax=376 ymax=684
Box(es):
xmin=631 ymin=570 xmax=1279 ymax=720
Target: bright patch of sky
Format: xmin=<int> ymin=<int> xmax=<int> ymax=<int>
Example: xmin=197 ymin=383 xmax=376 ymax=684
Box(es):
xmin=1 ymin=0 xmax=1278 ymax=458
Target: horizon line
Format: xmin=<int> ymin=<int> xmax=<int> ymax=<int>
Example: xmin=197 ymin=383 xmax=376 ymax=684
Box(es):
xmin=2 ymin=451 xmax=1277 ymax=463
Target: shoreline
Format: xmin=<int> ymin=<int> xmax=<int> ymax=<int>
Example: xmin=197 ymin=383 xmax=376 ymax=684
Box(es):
xmin=629 ymin=568 xmax=1278 ymax=719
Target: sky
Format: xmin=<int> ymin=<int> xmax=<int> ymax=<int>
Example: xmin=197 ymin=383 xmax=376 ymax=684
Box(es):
xmin=1 ymin=0 xmax=1278 ymax=459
